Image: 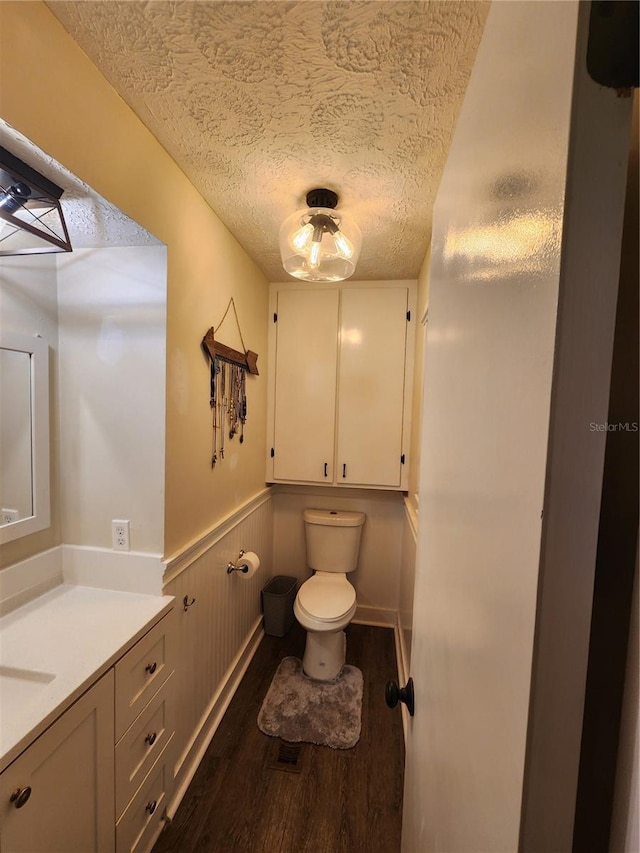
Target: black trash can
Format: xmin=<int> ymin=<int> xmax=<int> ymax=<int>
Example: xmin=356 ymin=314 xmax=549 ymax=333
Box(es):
xmin=262 ymin=575 xmax=297 ymax=637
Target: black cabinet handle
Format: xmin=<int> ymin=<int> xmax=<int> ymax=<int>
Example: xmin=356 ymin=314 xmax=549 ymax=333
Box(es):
xmin=146 ymin=800 xmax=157 ymax=815
xmin=324 ymin=462 xmax=328 ymax=478
xmin=342 ymin=463 xmax=347 ymax=478
xmin=385 ymin=678 xmax=415 ymax=716
xmin=10 ymin=787 xmax=31 ymax=809
xmin=145 ymin=732 xmax=157 ymax=746
xmin=145 ymin=662 xmax=157 ymax=675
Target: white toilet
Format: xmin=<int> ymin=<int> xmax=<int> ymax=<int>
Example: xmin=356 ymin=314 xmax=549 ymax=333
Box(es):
xmin=294 ymin=508 xmax=366 ymax=681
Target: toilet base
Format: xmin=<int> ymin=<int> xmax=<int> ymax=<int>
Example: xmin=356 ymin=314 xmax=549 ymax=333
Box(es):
xmin=302 ymin=630 xmax=346 ymax=681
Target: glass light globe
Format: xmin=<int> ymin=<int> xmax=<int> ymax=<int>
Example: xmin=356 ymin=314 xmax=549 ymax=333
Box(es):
xmin=279 ymin=205 xmax=362 ymax=282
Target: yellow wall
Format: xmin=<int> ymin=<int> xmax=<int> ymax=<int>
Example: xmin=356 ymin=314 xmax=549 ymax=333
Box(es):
xmin=0 ymin=2 xmax=270 ymax=559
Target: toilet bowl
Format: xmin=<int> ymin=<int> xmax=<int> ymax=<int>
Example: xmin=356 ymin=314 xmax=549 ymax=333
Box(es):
xmin=294 ymin=509 xmax=365 ymax=680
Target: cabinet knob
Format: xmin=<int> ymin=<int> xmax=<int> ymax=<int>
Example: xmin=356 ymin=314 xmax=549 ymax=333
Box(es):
xmin=145 ymin=732 xmax=157 ymax=746
xmin=10 ymin=787 xmax=32 ymax=809
xmin=146 ymin=800 xmax=157 ymax=815
xmin=145 ymin=662 xmax=157 ymax=675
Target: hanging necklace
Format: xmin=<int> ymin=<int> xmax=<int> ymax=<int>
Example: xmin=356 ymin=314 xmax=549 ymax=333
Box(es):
xmin=210 ymin=357 xmax=219 ymax=467
xmin=220 ymin=361 xmax=226 ymax=459
xmin=239 ymin=368 xmax=246 ymax=443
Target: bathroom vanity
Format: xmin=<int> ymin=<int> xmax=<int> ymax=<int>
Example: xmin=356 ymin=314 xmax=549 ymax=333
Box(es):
xmin=0 ymin=585 xmax=175 ymax=853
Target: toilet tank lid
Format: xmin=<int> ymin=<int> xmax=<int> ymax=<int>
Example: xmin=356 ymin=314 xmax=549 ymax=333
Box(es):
xmin=303 ymin=509 xmax=366 ymax=527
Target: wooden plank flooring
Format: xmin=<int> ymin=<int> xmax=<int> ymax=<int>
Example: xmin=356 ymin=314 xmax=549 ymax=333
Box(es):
xmin=154 ymin=623 xmax=405 ymax=853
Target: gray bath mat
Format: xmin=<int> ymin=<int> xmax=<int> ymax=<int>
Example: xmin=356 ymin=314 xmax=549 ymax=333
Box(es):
xmin=257 ymin=656 xmax=363 ymax=749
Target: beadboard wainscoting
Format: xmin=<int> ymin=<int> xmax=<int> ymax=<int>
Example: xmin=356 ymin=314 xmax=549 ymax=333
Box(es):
xmin=397 ymin=498 xmax=417 ymax=738
xmin=272 ymin=485 xmax=404 ymax=627
xmin=397 ymin=499 xmax=417 ymax=684
xmin=162 ymin=489 xmax=274 ymax=813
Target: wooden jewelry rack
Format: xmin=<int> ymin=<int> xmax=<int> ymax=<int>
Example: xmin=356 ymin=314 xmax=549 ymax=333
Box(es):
xmin=201 ymin=296 xmax=259 ymax=375
xmin=202 ymin=298 xmax=259 ymax=467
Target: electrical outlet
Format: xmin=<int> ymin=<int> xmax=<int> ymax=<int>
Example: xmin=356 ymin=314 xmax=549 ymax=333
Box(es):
xmin=111 ymin=519 xmax=130 ymax=551
xmin=2 ymin=508 xmax=19 ymax=524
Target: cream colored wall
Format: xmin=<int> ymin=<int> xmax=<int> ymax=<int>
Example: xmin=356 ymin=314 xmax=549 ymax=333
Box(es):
xmin=0 ymin=256 xmax=60 ymax=569
xmin=56 ymin=248 xmax=166 ymax=554
xmin=0 ymin=2 xmax=269 ymax=560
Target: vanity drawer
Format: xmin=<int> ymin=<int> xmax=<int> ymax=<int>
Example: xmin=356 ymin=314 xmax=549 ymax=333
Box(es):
xmin=116 ymin=740 xmax=173 ymax=853
xmin=115 ymin=672 xmax=174 ymax=817
xmin=115 ymin=614 xmax=174 ymax=740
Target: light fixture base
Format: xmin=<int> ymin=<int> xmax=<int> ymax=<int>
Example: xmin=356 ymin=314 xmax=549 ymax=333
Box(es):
xmin=305 ymin=188 xmax=338 ymax=210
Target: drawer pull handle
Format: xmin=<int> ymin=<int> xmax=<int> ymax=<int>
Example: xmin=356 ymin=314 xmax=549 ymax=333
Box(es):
xmin=146 ymin=800 xmax=157 ymax=815
xmin=145 ymin=662 xmax=157 ymax=675
xmin=10 ymin=787 xmax=32 ymax=809
xmin=145 ymin=732 xmax=157 ymax=746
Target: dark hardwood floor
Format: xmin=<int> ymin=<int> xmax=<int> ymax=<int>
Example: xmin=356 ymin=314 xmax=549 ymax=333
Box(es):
xmin=154 ymin=622 xmax=405 ymax=853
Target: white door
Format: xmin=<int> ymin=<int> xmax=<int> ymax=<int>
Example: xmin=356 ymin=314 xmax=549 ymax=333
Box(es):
xmin=337 ymin=287 xmax=408 ymax=487
xmin=272 ymin=288 xmax=339 ymax=482
xmin=401 ymin=2 xmax=633 ymax=851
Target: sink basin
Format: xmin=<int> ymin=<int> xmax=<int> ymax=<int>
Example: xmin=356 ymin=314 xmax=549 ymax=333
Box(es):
xmin=0 ymin=664 xmax=56 ymax=684
xmin=0 ymin=665 xmax=56 ymax=720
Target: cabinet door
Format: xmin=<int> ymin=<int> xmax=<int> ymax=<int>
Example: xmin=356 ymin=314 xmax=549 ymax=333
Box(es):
xmin=272 ymin=288 xmax=339 ymax=482
xmin=337 ymin=287 xmax=409 ymax=487
xmin=0 ymin=670 xmax=115 ymax=853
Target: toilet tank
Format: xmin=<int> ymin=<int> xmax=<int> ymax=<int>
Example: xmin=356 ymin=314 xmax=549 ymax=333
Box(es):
xmin=303 ymin=509 xmax=365 ymax=573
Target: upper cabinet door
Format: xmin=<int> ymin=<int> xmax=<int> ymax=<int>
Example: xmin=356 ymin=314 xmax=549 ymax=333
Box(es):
xmin=272 ymin=288 xmax=339 ymax=482
xmin=337 ymin=288 xmax=409 ymax=487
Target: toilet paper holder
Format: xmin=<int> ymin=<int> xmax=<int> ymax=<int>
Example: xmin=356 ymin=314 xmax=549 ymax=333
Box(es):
xmin=227 ymin=549 xmax=250 ymax=574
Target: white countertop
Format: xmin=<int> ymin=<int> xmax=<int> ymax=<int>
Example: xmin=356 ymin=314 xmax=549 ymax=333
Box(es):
xmin=0 ymin=584 xmax=173 ymax=772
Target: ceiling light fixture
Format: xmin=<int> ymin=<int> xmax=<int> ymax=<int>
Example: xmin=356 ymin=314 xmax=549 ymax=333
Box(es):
xmin=0 ymin=146 xmax=72 ymax=256
xmin=279 ymin=188 xmax=361 ymax=282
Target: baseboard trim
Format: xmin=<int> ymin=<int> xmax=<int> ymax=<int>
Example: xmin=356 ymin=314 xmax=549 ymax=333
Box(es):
xmin=167 ymin=615 xmax=265 ymax=820
xmin=163 ymin=488 xmax=272 ymax=585
xmin=353 ymin=605 xmax=397 ymax=627
xmin=394 ymin=620 xmax=411 ymax=743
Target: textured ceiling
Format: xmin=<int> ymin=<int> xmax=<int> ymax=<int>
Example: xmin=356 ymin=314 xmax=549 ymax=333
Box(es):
xmin=47 ymin=1 xmax=489 ymax=280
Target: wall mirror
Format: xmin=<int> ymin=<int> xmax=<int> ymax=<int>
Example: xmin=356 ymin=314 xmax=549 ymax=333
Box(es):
xmin=0 ymin=331 xmax=50 ymax=544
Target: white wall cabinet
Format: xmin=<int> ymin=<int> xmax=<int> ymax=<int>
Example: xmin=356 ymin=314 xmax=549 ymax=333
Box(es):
xmin=0 ymin=670 xmax=115 ymax=853
xmin=0 ymin=611 xmax=175 ymax=853
xmin=267 ymin=282 xmax=415 ymax=489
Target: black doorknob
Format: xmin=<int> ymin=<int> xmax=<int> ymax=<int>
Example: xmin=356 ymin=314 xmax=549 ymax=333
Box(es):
xmin=385 ymin=677 xmax=415 ymax=716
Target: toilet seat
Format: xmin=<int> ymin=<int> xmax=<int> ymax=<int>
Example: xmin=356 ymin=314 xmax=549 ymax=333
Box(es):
xmin=296 ymin=574 xmax=356 ymax=622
